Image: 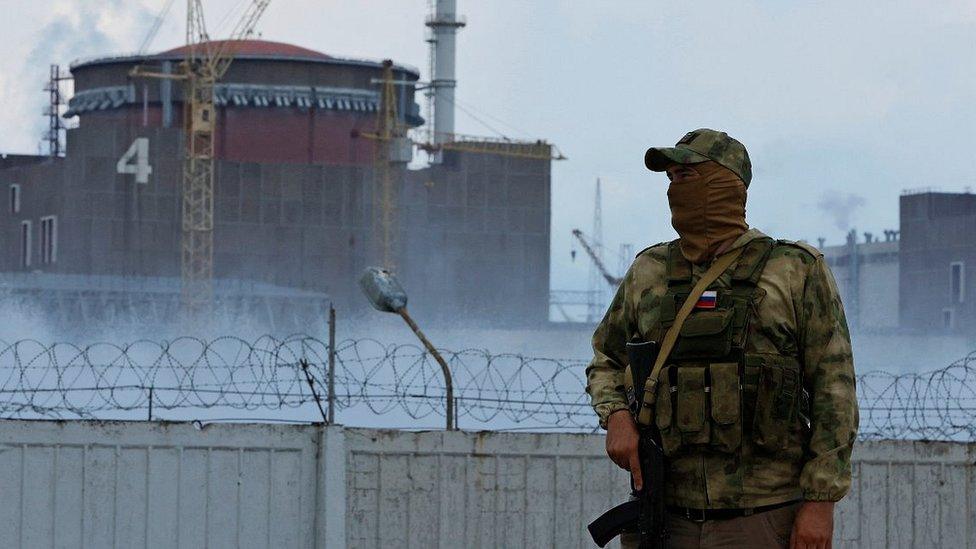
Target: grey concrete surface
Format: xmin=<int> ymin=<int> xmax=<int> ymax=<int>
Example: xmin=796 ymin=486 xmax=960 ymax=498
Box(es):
xmin=0 ymin=420 xmax=971 ymax=548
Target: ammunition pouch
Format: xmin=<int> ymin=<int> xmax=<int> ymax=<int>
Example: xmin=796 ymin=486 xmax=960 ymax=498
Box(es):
xmin=748 ymin=354 xmax=803 ymax=453
xmin=709 ymin=362 xmax=743 ymax=453
xmin=654 ymin=361 xmax=743 ymax=456
xmin=671 ymin=308 xmax=735 ymax=359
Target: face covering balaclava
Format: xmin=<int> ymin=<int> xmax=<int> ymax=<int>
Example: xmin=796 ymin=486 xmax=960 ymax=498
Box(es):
xmin=666 ymin=160 xmax=749 ymax=264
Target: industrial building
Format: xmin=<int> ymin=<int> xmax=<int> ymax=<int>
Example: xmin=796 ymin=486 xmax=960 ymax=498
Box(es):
xmin=0 ymin=4 xmax=554 ymax=334
xmin=822 ymin=190 xmax=976 ymax=336
xmin=823 ymin=229 xmax=900 ymax=333
xmin=899 ymin=191 xmax=976 ymax=333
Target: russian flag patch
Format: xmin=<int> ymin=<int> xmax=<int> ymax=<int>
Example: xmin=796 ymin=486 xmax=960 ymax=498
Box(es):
xmin=695 ymin=290 xmax=718 ymax=309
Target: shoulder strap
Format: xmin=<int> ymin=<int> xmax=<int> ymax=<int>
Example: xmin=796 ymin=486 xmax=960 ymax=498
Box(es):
xmin=635 ymin=246 xmax=746 ymax=426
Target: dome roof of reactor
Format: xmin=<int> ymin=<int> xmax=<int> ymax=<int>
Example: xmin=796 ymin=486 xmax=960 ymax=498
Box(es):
xmin=69 ymin=38 xmax=420 ymax=79
xmin=157 ymin=39 xmax=332 ymax=61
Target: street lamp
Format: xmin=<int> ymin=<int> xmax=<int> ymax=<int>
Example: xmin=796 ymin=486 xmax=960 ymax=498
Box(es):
xmin=358 ymin=267 xmax=456 ymax=430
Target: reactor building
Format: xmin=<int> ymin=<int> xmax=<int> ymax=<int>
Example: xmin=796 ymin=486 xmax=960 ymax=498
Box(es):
xmin=0 ymin=15 xmax=553 ymax=334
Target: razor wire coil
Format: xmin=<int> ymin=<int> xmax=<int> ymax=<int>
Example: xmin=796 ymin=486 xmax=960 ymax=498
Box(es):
xmin=0 ymin=336 xmax=973 ymax=441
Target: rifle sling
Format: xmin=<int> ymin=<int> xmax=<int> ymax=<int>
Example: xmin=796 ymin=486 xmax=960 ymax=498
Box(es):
xmin=635 ymin=246 xmax=746 ymax=426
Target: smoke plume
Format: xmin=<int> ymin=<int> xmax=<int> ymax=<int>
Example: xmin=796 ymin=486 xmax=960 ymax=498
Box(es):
xmin=13 ymin=1 xmax=157 ymax=153
xmin=817 ymin=192 xmax=866 ymax=232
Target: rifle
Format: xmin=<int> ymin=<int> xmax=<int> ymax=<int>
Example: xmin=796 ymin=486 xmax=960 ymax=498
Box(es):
xmin=588 ymin=341 xmax=668 ymax=548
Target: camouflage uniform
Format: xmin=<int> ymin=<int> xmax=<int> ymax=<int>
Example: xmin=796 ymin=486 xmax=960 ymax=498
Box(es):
xmin=588 ymin=227 xmax=858 ymax=508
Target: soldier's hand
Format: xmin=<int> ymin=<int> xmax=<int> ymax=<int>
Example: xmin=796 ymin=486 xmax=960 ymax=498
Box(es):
xmin=789 ymin=501 xmax=834 ymax=549
xmin=605 ymin=410 xmax=643 ymax=490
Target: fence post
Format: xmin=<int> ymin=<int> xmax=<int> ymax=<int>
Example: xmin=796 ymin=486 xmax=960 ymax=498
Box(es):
xmin=316 ymin=425 xmax=347 ymax=548
xmin=147 ymin=385 xmax=153 ymax=422
xmin=327 ymin=303 xmax=336 ymax=425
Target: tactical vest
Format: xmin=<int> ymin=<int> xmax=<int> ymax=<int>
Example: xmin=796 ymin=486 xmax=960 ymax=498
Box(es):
xmin=633 ymin=238 xmax=807 ymax=457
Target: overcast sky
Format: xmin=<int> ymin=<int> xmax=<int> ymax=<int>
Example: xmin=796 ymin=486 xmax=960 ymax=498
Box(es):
xmin=1 ymin=0 xmax=974 ymax=296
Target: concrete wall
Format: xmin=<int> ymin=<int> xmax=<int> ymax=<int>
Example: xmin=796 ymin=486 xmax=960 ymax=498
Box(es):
xmin=824 ymin=238 xmax=899 ymax=332
xmin=401 ymin=151 xmax=552 ymax=326
xmin=900 ymin=192 xmax=976 ymax=334
xmin=837 ymin=440 xmax=976 ymax=548
xmin=0 ymin=420 xmax=341 ymax=549
xmin=0 ymin=420 xmax=972 ymax=548
xmin=343 ymin=428 xmax=621 ymax=549
xmin=0 ymin=123 xmax=552 ymax=328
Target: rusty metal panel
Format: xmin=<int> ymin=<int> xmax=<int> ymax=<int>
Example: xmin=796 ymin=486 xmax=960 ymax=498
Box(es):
xmin=0 ymin=420 xmax=320 ymax=549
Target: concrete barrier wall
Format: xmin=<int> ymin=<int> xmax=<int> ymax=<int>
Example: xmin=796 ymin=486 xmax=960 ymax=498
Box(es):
xmin=0 ymin=421 xmax=344 ymax=549
xmin=836 ymin=441 xmax=976 ymax=548
xmin=343 ymin=428 xmax=628 ymax=549
xmin=0 ymin=420 xmax=972 ymax=548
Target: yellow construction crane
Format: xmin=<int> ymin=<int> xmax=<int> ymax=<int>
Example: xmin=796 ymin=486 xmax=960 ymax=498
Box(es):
xmin=353 ymin=66 xmax=565 ymax=271
xmin=418 ymin=134 xmax=565 ymax=161
xmin=132 ymin=0 xmax=271 ymax=316
xmin=351 ymin=60 xmax=410 ymax=271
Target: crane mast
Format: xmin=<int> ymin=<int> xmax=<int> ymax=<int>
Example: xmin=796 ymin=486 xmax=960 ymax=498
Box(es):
xmin=180 ymin=0 xmax=271 ymax=315
xmin=180 ymin=0 xmax=215 ymax=315
xmin=374 ymin=60 xmax=406 ymax=270
xmin=350 ymin=61 xmax=409 ymax=270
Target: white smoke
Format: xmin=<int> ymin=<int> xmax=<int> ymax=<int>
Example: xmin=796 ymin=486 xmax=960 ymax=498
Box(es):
xmin=817 ymin=192 xmax=866 ymax=232
xmin=0 ymin=1 xmax=159 ymax=154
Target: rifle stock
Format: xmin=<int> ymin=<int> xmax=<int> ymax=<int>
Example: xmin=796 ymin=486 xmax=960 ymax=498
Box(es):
xmin=588 ymin=340 xmax=668 ymax=548
xmin=587 ymin=499 xmax=639 ymax=548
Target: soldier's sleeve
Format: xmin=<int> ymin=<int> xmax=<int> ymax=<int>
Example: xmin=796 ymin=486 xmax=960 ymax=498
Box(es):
xmin=585 ymin=267 xmax=635 ymax=429
xmin=797 ymin=255 xmax=859 ymax=501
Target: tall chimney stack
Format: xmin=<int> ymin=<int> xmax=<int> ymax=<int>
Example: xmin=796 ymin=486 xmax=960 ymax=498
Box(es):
xmin=426 ymin=0 xmax=465 ymax=160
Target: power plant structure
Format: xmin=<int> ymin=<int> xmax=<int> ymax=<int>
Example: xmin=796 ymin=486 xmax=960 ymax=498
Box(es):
xmin=0 ymin=2 xmax=557 ymax=335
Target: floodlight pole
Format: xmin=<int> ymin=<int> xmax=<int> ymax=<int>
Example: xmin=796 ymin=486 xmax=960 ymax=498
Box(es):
xmin=358 ymin=267 xmax=455 ymax=430
xmin=396 ymin=307 xmax=454 ymax=430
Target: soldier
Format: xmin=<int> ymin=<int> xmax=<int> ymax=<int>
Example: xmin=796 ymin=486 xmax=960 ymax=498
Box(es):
xmin=587 ymin=129 xmax=858 ymax=548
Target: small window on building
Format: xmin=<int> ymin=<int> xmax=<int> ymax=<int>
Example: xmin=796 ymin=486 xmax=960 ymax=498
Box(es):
xmin=950 ymin=261 xmax=965 ymax=303
xmin=40 ymin=215 xmax=57 ymax=264
xmin=20 ymin=220 xmax=31 ymax=268
xmin=9 ymin=184 xmax=20 ymax=214
xmin=943 ymin=308 xmax=955 ymax=330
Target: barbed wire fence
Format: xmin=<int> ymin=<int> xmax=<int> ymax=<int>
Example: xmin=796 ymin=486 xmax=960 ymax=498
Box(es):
xmin=0 ymin=335 xmax=973 ymax=441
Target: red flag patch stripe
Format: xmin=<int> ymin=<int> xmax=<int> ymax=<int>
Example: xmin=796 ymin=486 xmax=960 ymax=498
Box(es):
xmin=695 ymin=290 xmax=718 ymax=309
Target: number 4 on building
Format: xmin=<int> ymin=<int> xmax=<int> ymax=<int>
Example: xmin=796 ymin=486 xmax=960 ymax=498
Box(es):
xmin=117 ymin=137 xmax=153 ymax=184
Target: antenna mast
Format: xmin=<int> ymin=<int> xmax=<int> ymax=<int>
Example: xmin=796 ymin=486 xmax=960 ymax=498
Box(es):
xmin=587 ymin=178 xmax=604 ymax=322
xmin=44 ymin=65 xmax=70 ymax=157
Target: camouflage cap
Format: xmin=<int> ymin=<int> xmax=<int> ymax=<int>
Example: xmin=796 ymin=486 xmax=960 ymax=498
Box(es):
xmin=644 ymin=128 xmax=753 ymax=187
